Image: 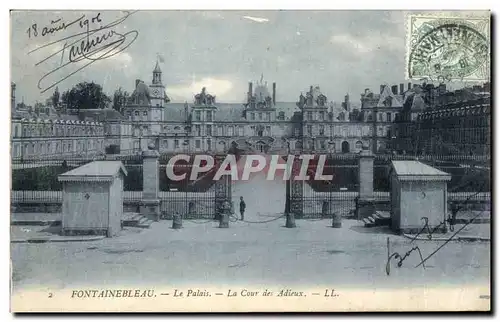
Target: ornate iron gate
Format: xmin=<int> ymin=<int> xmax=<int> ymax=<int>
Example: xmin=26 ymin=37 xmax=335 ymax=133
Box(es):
xmin=287 ymin=155 xmax=359 ymax=219
xmin=159 ymin=154 xmax=232 ymax=219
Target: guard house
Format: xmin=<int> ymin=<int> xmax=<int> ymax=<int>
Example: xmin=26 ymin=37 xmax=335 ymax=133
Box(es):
xmin=58 ymin=161 xmax=128 ymax=237
xmin=390 ymin=160 xmax=451 ymax=234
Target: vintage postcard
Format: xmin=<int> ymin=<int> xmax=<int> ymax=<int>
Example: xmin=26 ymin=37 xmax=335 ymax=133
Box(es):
xmin=10 ymin=10 xmax=491 ymax=312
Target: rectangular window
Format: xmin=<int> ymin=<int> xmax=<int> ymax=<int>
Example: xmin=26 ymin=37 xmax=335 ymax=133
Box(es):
xmin=195 ymin=125 xmax=201 ymax=136
xmin=307 ymin=111 xmax=313 ymax=120
xmin=319 ymin=125 xmax=325 ymax=136
xmin=207 ymin=111 xmax=212 ymax=121
xmin=228 ymin=126 xmax=234 ymax=136
xmin=266 ymin=112 xmax=271 ymax=121
xmin=251 ymin=113 xmax=255 ymax=120
xmin=174 ymin=139 xmax=179 ymax=148
xmin=307 ymin=125 xmax=312 ymax=136
xmin=134 ymin=111 xmax=139 ymax=116
xmin=217 ymin=126 xmax=223 ymax=136
xmin=163 ymin=140 xmax=168 ymax=148
xmin=266 ymin=126 xmax=271 ymax=136
xmin=143 ymin=111 xmax=147 ymax=116
xmin=259 ymin=113 xmax=262 ymax=120
xmin=319 ymin=111 xmax=325 ymax=121
xmin=378 ymin=113 xmax=383 ymax=121
xmin=386 ymin=113 xmax=391 ymax=122
xmin=196 ymin=140 xmax=201 ymax=148
xmin=195 ymin=111 xmax=201 ymax=121
xmin=207 ymin=139 xmax=212 ymax=151
xmin=206 ymin=125 xmax=212 ymax=136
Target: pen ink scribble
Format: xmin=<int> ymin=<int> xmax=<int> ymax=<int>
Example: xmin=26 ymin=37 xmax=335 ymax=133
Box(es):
xmin=386 ymin=244 xmax=426 ymax=276
xmin=27 ymin=11 xmax=139 ymax=94
xmin=415 ymin=212 xmax=485 ymax=268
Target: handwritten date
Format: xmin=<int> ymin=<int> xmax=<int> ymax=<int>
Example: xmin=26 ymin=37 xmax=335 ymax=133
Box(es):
xmin=26 ymin=13 xmax=102 ymax=38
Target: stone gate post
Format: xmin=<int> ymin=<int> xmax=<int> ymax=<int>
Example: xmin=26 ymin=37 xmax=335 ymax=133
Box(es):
xmin=357 ymin=145 xmax=375 ymax=219
xmin=290 ymin=154 xmax=304 ymax=218
xmin=140 ymin=147 xmax=161 ymax=221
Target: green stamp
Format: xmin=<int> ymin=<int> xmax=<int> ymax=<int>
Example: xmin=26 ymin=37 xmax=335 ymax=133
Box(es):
xmin=406 ymin=14 xmax=490 ymax=82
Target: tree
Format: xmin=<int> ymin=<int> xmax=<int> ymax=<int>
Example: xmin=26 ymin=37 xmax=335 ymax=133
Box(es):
xmin=112 ymin=87 xmax=129 ymax=113
xmin=51 ymin=87 xmax=60 ymax=108
xmin=61 ymin=82 xmax=111 ymax=110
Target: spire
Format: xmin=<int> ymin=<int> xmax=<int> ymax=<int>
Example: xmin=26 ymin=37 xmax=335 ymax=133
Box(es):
xmin=153 ymin=60 xmax=162 ymax=73
xmin=152 ymin=59 xmax=162 ymax=85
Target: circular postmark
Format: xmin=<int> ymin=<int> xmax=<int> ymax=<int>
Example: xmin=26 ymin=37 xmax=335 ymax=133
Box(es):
xmin=408 ymin=23 xmax=489 ymax=81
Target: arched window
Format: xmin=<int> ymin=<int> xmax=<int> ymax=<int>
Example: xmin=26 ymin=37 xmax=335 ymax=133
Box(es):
xmin=355 ymin=141 xmax=363 ymax=151
xmin=341 ymin=141 xmax=350 ymax=153
xmin=14 ymin=125 xmax=19 ymax=137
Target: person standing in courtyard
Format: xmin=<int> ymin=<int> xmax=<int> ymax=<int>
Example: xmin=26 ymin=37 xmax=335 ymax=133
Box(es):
xmin=239 ymin=196 xmax=246 ymax=221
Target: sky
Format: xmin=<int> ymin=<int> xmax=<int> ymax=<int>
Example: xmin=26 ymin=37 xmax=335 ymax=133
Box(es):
xmin=10 ymin=10 xmax=487 ymax=105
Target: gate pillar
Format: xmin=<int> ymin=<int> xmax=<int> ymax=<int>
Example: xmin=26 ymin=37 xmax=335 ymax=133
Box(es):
xmin=214 ymin=157 xmax=231 ymax=220
xmin=357 ymin=145 xmax=375 ymax=219
xmin=140 ymin=146 xmax=161 ymax=221
xmin=290 ymin=155 xmax=304 ymax=218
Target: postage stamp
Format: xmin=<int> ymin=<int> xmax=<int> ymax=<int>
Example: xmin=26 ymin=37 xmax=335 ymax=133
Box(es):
xmin=405 ymin=13 xmax=490 ymax=82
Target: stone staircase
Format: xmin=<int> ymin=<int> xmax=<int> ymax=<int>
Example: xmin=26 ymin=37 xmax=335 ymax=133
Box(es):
xmin=361 ymin=211 xmax=391 ymax=228
xmin=122 ymin=212 xmax=154 ymax=229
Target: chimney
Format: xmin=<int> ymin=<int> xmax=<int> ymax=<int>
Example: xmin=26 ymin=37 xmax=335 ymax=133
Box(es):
xmin=391 ymin=85 xmax=398 ymax=95
xmin=400 ymin=83 xmax=404 ymax=95
xmin=248 ymin=82 xmax=253 ymax=98
xmin=408 ymin=82 xmax=412 ymax=91
xmin=380 ymin=85 xmax=384 ymax=94
xmin=272 ymin=82 xmax=276 ymax=105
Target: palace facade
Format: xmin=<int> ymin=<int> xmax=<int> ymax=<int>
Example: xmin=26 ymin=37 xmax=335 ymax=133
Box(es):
xmin=15 ymin=62 xmax=488 ymax=159
xmin=391 ymin=83 xmax=491 ymax=155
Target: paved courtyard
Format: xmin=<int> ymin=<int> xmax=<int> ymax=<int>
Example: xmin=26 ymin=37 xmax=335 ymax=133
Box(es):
xmin=11 ymin=217 xmax=490 ymax=295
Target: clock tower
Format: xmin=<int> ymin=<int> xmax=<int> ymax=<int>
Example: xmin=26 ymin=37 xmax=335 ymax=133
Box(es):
xmin=150 ymin=61 xmax=166 ymax=108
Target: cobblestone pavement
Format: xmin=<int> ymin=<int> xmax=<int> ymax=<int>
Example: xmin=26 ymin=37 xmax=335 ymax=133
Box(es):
xmin=11 ymin=218 xmax=490 ymax=294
